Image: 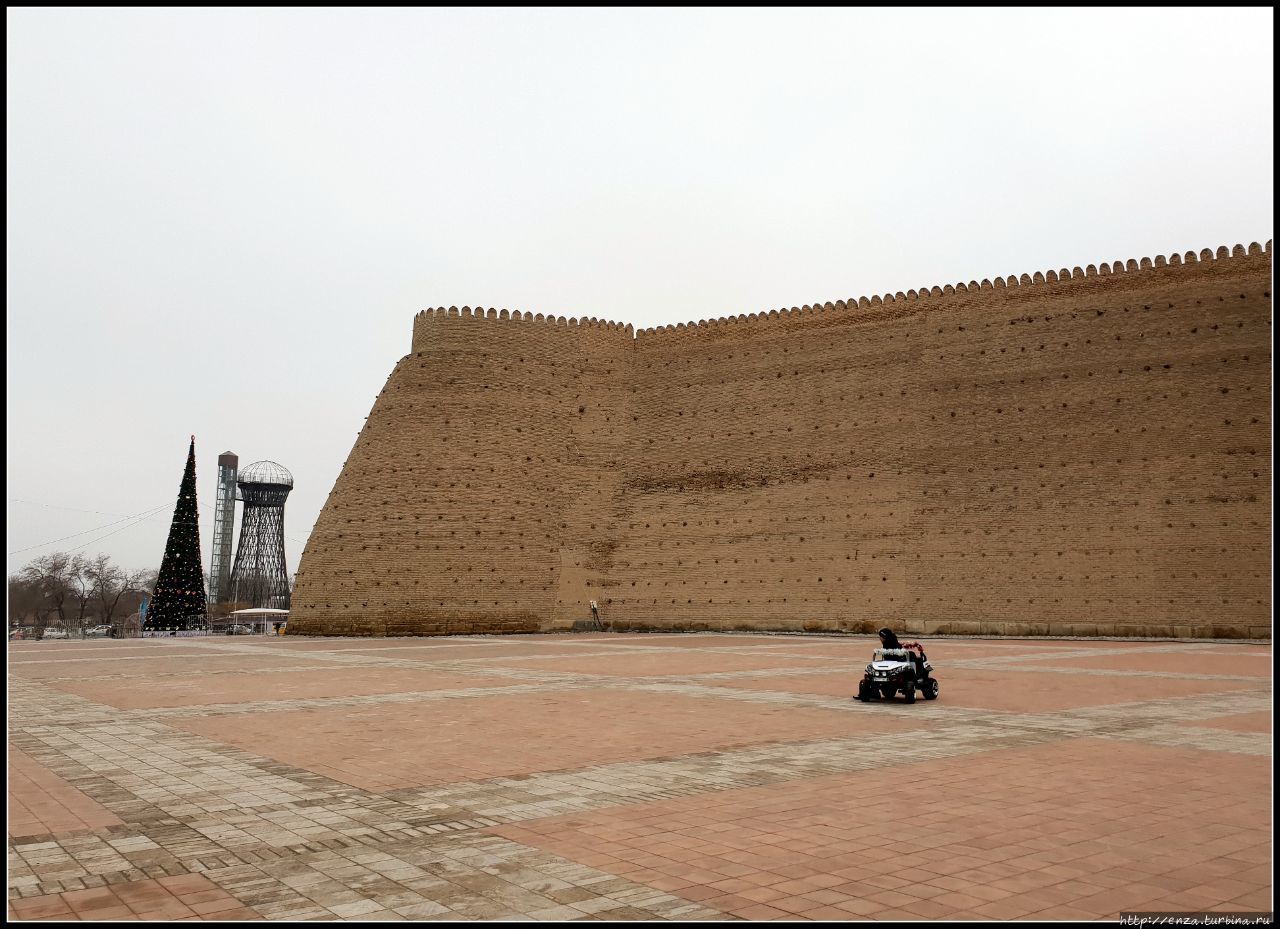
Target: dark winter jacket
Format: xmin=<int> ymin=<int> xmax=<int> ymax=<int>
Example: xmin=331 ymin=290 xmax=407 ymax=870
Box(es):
xmin=877 ymin=628 xmax=902 ymax=650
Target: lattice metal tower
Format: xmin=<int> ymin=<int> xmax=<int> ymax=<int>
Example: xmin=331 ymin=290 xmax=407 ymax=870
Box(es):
xmin=229 ymin=460 xmax=293 ymax=609
xmin=208 ymin=451 xmax=239 ymax=604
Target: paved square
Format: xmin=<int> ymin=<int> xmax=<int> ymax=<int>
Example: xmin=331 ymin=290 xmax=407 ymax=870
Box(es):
xmin=49 ymin=669 xmax=522 ymax=711
xmin=7 ymin=632 xmax=1272 ymax=921
xmin=169 ymin=688 xmax=920 ymax=792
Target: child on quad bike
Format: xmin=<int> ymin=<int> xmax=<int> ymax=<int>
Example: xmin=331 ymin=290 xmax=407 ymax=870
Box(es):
xmin=858 ymin=628 xmax=939 ymax=702
xmin=877 ymin=627 xmax=925 ymax=676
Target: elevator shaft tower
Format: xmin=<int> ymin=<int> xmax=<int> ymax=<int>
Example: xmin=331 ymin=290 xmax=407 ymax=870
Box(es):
xmin=208 ymin=451 xmax=238 ymax=604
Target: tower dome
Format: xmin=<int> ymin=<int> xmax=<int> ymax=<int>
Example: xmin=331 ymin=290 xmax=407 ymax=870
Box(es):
xmin=238 ymin=460 xmax=293 ymax=488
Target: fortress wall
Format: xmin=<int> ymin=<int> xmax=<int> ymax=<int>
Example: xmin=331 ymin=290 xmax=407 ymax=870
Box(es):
xmin=904 ymin=253 xmax=1271 ymax=639
xmin=288 ymin=308 xmax=633 ymax=635
xmin=594 ymin=246 xmax=1271 ymax=637
xmin=599 ymin=299 xmax=930 ymax=634
xmin=292 ymin=244 xmax=1271 ymax=638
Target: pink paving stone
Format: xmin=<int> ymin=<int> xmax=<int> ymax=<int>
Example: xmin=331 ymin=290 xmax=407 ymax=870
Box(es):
xmin=131 ymin=904 xmax=197 ymax=919
xmin=175 ymin=890 xmax=236 ymax=905
xmin=47 ymin=668 xmax=522 ymax=709
xmin=1037 ymin=650 xmax=1272 ymax=677
xmin=6 ymin=645 xmax=215 ymax=661
xmin=483 ymin=650 xmax=839 ymax=677
xmin=168 ymin=688 xmax=923 ymax=791
xmin=744 ymin=637 xmax=1182 ymax=659
xmin=61 ymin=887 xmax=125 ymax=913
xmin=741 ymin=639 xmax=1079 ymax=661
xmin=1177 ymin=711 xmax=1272 ymax=733
xmin=8 ymin=748 xmax=124 ymax=838
xmin=732 ymin=903 xmax=792 ymax=918
xmin=186 ymin=899 xmax=243 ymax=916
xmin=111 ymin=880 xmax=174 ymax=908
xmin=703 ymin=671 xmax=867 ymax=699
xmin=7 ymin=654 xmax=326 ymax=680
xmin=241 ymin=637 xmax=452 ymax=648
xmin=9 ymin=895 xmax=75 ymax=919
xmin=491 ymin=737 xmax=1271 ymax=920
xmin=915 ymin=667 xmax=1255 ymax=713
xmin=371 ymin=643 xmax=643 ymax=660
xmin=1006 ymin=638 xmax=1194 ymax=649
xmin=254 ymin=640 xmax=611 ymax=659
xmin=156 ymin=874 xmax=218 ymax=894
xmin=264 ymin=631 xmax=594 ymax=645
xmin=597 ymin=634 xmax=812 ymax=648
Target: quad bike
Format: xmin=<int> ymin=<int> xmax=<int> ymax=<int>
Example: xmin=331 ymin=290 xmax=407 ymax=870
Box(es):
xmin=856 ymin=643 xmax=939 ymax=703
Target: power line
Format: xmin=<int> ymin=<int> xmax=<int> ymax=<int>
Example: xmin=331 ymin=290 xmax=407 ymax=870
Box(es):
xmin=7 ymin=503 xmax=172 ymax=556
xmin=10 ymin=495 xmax=313 ymax=560
xmin=65 ymin=507 xmax=175 ymax=555
xmin=8 ymin=499 xmax=132 ymax=518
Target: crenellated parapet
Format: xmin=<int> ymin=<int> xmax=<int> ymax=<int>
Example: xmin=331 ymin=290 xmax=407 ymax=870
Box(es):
xmin=411 ymin=306 xmax=634 ymax=354
xmin=403 ymin=242 xmax=1271 ymax=346
xmin=633 ymin=241 xmax=1272 ymax=340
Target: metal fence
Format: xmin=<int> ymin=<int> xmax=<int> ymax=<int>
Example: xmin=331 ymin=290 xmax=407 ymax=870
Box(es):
xmin=9 ymin=626 xmax=136 ymax=641
xmin=9 ymin=625 xmax=285 ymax=640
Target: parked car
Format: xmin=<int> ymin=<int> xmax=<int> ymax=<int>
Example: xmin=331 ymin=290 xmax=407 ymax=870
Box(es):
xmin=85 ymin=625 xmax=112 ymax=637
xmin=225 ymin=624 xmax=253 ymax=635
xmin=42 ymin=628 xmax=69 ymax=639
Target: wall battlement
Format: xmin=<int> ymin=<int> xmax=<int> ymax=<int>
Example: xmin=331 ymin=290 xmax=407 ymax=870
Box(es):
xmin=412 ymin=241 xmax=1270 ymax=345
xmin=293 ymin=241 xmax=1272 ymax=639
xmin=636 ymin=241 xmax=1271 ymax=339
xmin=414 ymin=305 xmax=635 ymax=332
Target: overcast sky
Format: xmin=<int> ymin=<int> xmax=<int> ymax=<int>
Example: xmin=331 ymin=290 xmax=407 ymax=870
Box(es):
xmin=6 ymin=7 xmax=1274 ymax=579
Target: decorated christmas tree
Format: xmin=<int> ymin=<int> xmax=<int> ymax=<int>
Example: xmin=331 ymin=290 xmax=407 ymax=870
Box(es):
xmin=144 ymin=436 xmax=209 ymax=631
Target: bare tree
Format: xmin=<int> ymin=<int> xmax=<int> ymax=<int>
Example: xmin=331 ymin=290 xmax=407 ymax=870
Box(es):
xmin=19 ymin=552 xmax=73 ymax=639
xmin=87 ymin=554 xmax=148 ymax=632
xmin=66 ymin=555 xmax=96 ymax=635
xmin=13 ymin=554 xmax=161 ymax=639
xmin=8 ymin=575 xmax=51 ymax=635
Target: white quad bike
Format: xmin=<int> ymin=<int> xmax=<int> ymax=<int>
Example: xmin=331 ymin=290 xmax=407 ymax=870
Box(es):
xmin=856 ymin=644 xmax=939 ymax=703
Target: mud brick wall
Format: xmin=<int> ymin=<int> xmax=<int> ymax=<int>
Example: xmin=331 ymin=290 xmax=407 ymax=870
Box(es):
xmin=290 ymin=243 xmax=1271 ymax=638
xmin=290 ymin=308 xmax=635 ymax=636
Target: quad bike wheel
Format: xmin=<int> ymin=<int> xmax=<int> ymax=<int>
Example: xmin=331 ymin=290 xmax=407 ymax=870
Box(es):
xmin=856 ymin=680 xmax=871 ymax=701
xmin=903 ymin=682 xmax=916 ymax=704
xmin=923 ymin=678 xmax=939 ymax=700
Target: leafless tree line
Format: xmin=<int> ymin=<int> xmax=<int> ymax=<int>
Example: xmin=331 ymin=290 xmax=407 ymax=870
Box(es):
xmin=8 ymin=552 xmax=157 ymax=639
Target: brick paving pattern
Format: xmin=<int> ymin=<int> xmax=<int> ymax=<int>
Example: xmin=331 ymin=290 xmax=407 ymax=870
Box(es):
xmin=8 ymin=751 xmax=124 ymax=840
xmin=7 ymin=632 xmax=1272 ymax=921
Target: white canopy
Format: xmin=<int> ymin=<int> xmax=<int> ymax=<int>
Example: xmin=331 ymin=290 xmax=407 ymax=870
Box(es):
xmin=229 ymin=608 xmax=290 ymax=615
